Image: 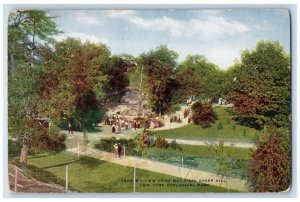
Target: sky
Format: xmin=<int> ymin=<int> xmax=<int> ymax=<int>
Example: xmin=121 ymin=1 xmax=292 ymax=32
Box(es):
xmin=48 ymin=9 xmax=290 ymax=69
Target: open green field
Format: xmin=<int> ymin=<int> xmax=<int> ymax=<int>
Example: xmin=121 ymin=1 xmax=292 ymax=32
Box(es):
xmin=20 ymin=151 xmax=237 ymax=192
xmin=154 ymin=107 xmax=261 ymax=141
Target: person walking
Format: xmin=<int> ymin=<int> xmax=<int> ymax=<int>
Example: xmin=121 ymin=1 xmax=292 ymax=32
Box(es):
xmin=112 ymin=123 xmax=116 ymax=133
xmin=68 ymin=122 xmax=73 ymax=134
xmin=117 ymin=143 xmax=122 ymax=158
xmin=114 ymin=143 xmax=118 ymax=158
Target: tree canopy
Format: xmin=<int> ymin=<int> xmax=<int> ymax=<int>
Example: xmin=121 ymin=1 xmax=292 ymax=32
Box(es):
xmin=229 ymin=40 xmax=291 ymax=129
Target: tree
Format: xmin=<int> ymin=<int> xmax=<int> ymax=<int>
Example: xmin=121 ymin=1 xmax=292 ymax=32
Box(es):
xmin=139 ymin=45 xmax=178 ymax=115
xmin=229 ymin=41 xmax=291 ymax=129
xmin=191 ymin=101 xmax=217 ymax=128
xmin=36 ymin=38 xmax=110 ymax=133
xmin=174 ymin=55 xmax=224 ymax=103
xmin=247 ymin=127 xmax=291 ymax=192
xmin=8 ymin=10 xmax=61 ymax=163
xmin=8 ymin=10 xmax=61 ymax=73
xmin=102 ymin=54 xmax=136 ymax=102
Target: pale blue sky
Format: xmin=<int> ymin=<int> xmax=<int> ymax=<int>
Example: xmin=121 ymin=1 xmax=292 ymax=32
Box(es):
xmin=49 ymin=9 xmax=290 ymax=69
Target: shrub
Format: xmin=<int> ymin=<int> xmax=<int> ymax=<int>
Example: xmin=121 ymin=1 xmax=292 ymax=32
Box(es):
xmin=191 ymin=102 xmax=217 ymax=128
xmin=94 ymin=137 xmax=116 ymax=152
xmin=155 ymin=136 xmax=169 ymax=149
xmin=94 ymin=137 xmax=137 ymax=155
xmin=169 ymin=139 xmax=182 ymax=150
xmin=247 ymin=127 xmax=291 ymax=192
xmin=217 ymin=121 xmax=223 ymax=130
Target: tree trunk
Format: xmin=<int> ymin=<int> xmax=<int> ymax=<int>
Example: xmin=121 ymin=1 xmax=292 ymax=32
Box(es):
xmin=19 ymin=144 xmax=28 ymax=164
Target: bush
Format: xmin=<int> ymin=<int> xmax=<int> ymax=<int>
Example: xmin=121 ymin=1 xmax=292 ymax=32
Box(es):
xmin=247 ymin=127 xmax=291 ymax=192
xmin=155 ymin=136 xmax=169 ymax=149
xmin=94 ymin=137 xmax=116 ymax=152
xmin=26 ymin=118 xmax=66 ymax=152
xmin=171 ymin=104 xmax=181 ymax=113
xmin=94 ymin=137 xmax=137 ymax=155
xmin=8 ymin=139 xmax=22 ymax=158
xmin=169 ymin=139 xmax=182 ymax=150
xmin=191 ymin=102 xmax=217 ymax=128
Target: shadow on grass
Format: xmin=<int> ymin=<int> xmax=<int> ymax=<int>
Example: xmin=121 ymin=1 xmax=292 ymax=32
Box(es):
xmin=23 ymin=164 xmax=79 ymax=192
xmin=41 ymin=158 xmax=81 ymax=169
xmin=27 ymin=152 xmax=58 ymax=160
xmin=77 ymin=156 xmax=102 ymax=169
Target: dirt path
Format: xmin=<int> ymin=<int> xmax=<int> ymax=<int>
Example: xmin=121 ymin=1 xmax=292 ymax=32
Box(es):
xmin=165 ymin=138 xmax=255 ymax=148
xmin=66 ymin=147 xmax=247 ymax=192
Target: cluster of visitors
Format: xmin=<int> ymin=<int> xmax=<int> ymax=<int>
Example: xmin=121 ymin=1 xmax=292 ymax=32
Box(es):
xmin=169 ymin=115 xmax=182 ymax=123
xmin=104 ymin=115 xmax=141 ymax=134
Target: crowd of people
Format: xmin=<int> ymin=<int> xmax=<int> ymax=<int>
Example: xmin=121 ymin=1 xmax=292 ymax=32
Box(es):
xmin=103 ymin=115 xmax=141 ymax=134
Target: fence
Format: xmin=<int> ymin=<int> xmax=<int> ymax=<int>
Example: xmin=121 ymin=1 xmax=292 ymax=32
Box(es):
xmin=8 ymin=148 xmax=248 ymax=193
xmin=8 ymin=151 xmax=140 ymax=193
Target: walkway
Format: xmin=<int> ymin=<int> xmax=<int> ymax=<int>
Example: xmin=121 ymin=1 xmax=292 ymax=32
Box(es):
xmin=66 ymin=147 xmax=247 ymax=192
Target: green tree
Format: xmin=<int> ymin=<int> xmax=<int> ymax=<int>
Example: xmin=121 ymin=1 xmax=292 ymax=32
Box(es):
xmin=102 ymin=54 xmax=136 ymax=103
xmin=139 ymin=45 xmax=178 ymax=115
xmin=8 ymin=10 xmax=61 ymax=163
xmin=174 ymin=55 xmax=224 ymax=103
xmin=229 ymin=41 xmax=291 ymax=129
xmin=8 ymin=10 xmax=61 ymax=73
xmin=37 ymin=38 xmax=110 ymax=133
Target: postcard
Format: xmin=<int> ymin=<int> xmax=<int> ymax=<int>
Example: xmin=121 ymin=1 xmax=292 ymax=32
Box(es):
xmin=7 ymin=8 xmax=291 ymax=193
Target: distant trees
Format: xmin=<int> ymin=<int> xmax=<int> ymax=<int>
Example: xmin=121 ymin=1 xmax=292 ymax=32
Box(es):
xmin=173 ymin=55 xmax=224 ymax=103
xmin=229 ymin=41 xmax=291 ymax=130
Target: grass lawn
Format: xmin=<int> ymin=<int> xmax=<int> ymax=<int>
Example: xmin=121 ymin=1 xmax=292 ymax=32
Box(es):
xmin=141 ymin=145 xmax=252 ymax=178
xmin=21 ymin=151 xmax=238 ymax=192
xmin=153 ymin=107 xmax=261 ymax=142
xmin=177 ymin=144 xmax=252 ymax=160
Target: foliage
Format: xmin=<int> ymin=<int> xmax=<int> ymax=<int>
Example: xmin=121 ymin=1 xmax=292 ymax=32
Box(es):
xmin=24 ymin=118 xmax=66 ymax=152
xmin=209 ymin=140 xmax=233 ymax=177
xmin=155 ymin=136 xmax=169 ymax=149
xmin=173 ymin=55 xmax=225 ymax=102
xmin=229 ymin=40 xmax=291 ymax=129
xmin=191 ymin=101 xmax=217 ymax=128
xmin=36 ymin=38 xmax=110 ymax=132
xmin=247 ymin=127 xmax=291 ymax=192
xmin=102 ymin=54 xmax=136 ymax=102
xmin=8 ymin=10 xmax=62 ymax=70
xmin=217 ymin=121 xmax=224 ymax=130
xmin=94 ymin=137 xmax=137 ymax=155
xmin=8 ymin=10 xmax=62 ymax=153
xmin=139 ymin=45 xmax=178 ymax=115
xmin=169 ymin=139 xmax=182 ymax=150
